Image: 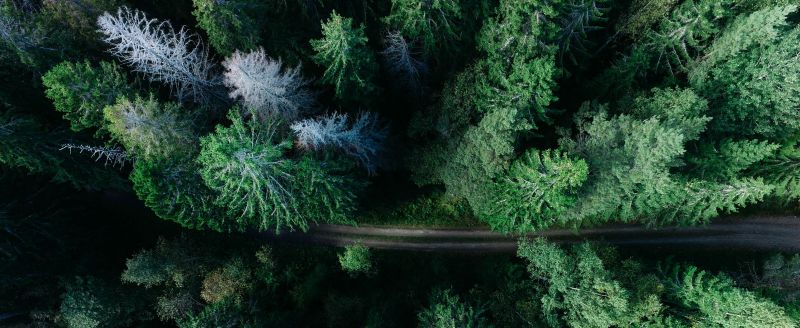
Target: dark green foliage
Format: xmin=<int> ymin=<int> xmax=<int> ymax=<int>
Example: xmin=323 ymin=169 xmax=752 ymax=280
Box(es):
xmin=129 ymin=159 xmax=224 ymax=231
xmin=59 ymin=276 xmax=142 ymax=328
xmin=383 ymin=0 xmax=462 ymax=57
xmin=689 ymin=139 xmax=779 ymax=181
xmin=482 ymin=149 xmax=588 ymax=233
xmin=690 ymin=5 xmax=800 ymax=141
xmin=310 ymin=11 xmax=378 ymax=102
xmin=666 ymin=265 xmax=796 ymax=327
xmin=475 ymin=0 xmax=559 ymax=118
xmin=753 ymin=148 xmax=800 ymax=203
xmin=417 ymin=289 xmax=488 ymax=328
xmin=0 ymin=107 xmax=123 ymax=189
xmin=105 ymin=95 xmax=196 ymax=162
xmin=560 ymin=90 xmax=770 ymax=228
xmin=191 ymin=0 xmax=264 ymax=55
xmin=197 ymin=110 xmax=297 ymax=231
xmin=616 ymin=0 xmax=678 ymax=40
xmin=338 ymin=244 xmax=373 ymax=276
xmin=519 ymin=239 xmax=798 ymax=327
xmin=197 ymin=111 xmax=356 ymax=232
xmin=42 ymin=60 xmax=133 ymax=135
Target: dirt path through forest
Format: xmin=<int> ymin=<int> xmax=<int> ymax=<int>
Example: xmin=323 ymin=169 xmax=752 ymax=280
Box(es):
xmin=261 ymin=216 xmax=800 ymax=252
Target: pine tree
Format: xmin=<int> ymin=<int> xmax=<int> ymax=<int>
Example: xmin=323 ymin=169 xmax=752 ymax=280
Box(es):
xmin=191 ymin=0 xmax=264 ymax=55
xmin=483 ymin=149 xmax=588 ymax=233
xmin=97 ymin=6 xmax=219 ymax=103
xmin=104 ymin=95 xmax=196 ymax=162
xmin=382 ymin=0 xmax=461 ymax=58
xmin=42 ymin=60 xmax=134 ymax=136
xmin=310 ymin=11 xmax=378 ymax=102
xmin=222 ymin=48 xmax=314 ymax=121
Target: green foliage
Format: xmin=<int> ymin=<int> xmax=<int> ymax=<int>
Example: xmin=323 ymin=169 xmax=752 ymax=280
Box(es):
xmin=417 ymin=289 xmax=488 ymax=328
xmin=191 ymin=0 xmax=264 ymax=55
xmin=616 ymin=0 xmax=678 ymax=40
xmin=198 ymin=110 xmax=356 ymax=232
xmin=690 ymin=5 xmax=800 ymax=141
xmin=689 ymin=139 xmax=779 ymax=181
xmin=483 ymin=149 xmax=588 ymax=233
xmin=129 ymin=158 xmax=225 ymax=231
xmin=59 ymin=276 xmax=141 ymax=328
xmin=517 ymin=239 xmax=656 ymax=327
xmin=0 ymin=107 xmax=123 ymax=189
xmin=667 ymin=265 xmax=796 ymax=328
xmin=338 ymin=244 xmax=373 ymax=276
xmin=560 ymin=91 xmax=769 ymax=227
xmin=383 ymin=0 xmax=462 ymax=57
xmin=310 ymin=11 xmax=378 ymax=102
xmin=198 ymin=110 xmax=296 ymax=231
xmin=294 ymin=155 xmax=358 ymax=226
xmin=753 ymin=149 xmax=800 ymax=203
xmin=359 ymin=191 xmax=478 ymax=227
xmin=475 ymin=0 xmax=559 ymax=118
xmin=104 ymin=95 xmax=196 ymax=162
xmin=42 ymin=60 xmax=133 ymax=135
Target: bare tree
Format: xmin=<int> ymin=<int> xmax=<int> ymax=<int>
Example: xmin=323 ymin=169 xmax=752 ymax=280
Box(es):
xmin=59 ymin=143 xmax=131 ymax=167
xmin=97 ymin=6 xmax=218 ymax=103
xmin=291 ymin=112 xmax=387 ymax=172
xmin=222 ymin=48 xmax=314 ymax=122
xmin=381 ymin=31 xmax=426 ymax=94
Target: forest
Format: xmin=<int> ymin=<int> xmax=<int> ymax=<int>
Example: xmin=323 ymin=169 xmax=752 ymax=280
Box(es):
xmin=2 ymin=0 xmax=800 ymax=326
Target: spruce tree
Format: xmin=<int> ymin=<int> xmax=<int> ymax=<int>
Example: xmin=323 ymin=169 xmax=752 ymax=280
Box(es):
xmin=383 ymin=0 xmax=461 ymax=57
xmin=310 ymin=11 xmax=378 ymax=102
xmin=42 ymin=60 xmax=134 ymax=136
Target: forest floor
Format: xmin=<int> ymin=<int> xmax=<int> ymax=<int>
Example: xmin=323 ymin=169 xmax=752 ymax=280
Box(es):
xmin=261 ymin=216 xmax=800 ymax=253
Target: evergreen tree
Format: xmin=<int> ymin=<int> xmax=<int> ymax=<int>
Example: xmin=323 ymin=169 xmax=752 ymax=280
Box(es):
xmin=517 ymin=239 xmax=657 ymax=327
xmin=483 ymin=149 xmax=588 ymax=233
xmin=104 ymin=95 xmax=196 ymax=162
xmin=690 ymin=5 xmax=800 ymax=141
xmin=129 ymin=158 xmax=225 ymax=231
xmin=191 ymin=0 xmax=264 ymax=55
xmin=383 ymin=0 xmax=461 ymax=58
xmin=197 ymin=110 xmax=297 ymax=231
xmin=666 ymin=265 xmax=796 ymax=328
xmin=42 ymin=60 xmax=134 ymax=136
xmin=310 ymin=11 xmax=378 ymax=102
xmin=0 ymin=106 xmax=123 ymax=189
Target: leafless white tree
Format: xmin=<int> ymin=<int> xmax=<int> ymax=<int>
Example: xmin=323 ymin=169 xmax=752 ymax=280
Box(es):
xmin=291 ymin=112 xmax=387 ymax=172
xmin=97 ymin=6 xmax=218 ymax=103
xmin=60 ymin=143 xmax=131 ymax=167
xmin=222 ymin=48 xmax=314 ymax=121
xmin=381 ymin=31 xmax=426 ymax=94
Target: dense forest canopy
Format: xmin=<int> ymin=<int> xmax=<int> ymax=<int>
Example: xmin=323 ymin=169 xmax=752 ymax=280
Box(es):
xmin=2 ymin=0 xmax=800 ymax=326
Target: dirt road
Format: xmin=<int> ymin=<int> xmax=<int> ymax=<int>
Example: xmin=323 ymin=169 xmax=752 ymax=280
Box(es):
xmin=262 ymin=216 xmax=800 ymax=252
